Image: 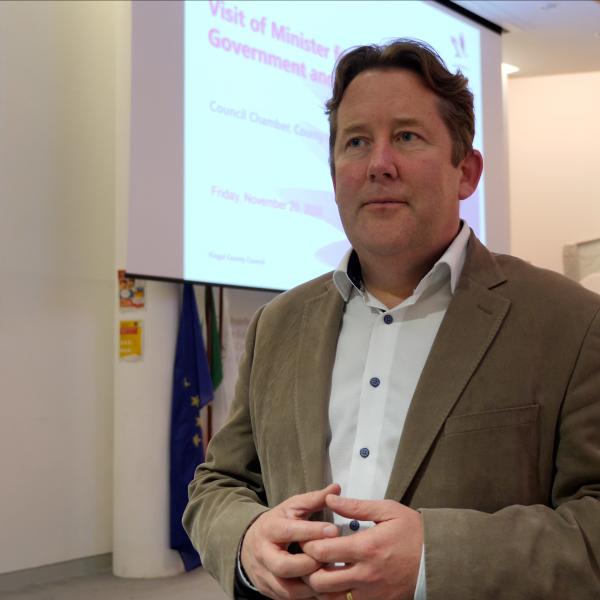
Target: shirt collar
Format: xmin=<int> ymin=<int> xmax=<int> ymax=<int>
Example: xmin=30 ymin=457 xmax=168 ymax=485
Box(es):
xmin=333 ymin=221 xmax=471 ymax=302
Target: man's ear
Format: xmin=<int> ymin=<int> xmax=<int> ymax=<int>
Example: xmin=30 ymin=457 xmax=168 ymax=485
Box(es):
xmin=458 ymin=150 xmax=483 ymax=201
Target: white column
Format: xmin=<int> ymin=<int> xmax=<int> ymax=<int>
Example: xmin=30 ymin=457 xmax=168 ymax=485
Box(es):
xmin=112 ymin=1 xmax=183 ymax=577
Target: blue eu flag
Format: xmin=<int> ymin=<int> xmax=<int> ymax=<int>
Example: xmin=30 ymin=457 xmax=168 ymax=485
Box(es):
xmin=170 ymin=283 xmax=214 ymax=570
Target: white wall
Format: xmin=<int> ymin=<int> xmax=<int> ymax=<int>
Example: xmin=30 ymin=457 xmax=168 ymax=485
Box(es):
xmin=0 ymin=1 xmax=117 ymax=573
xmin=507 ymin=71 xmax=600 ymax=273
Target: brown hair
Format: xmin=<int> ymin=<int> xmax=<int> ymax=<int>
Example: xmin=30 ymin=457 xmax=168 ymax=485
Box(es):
xmin=325 ymin=39 xmax=474 ymax=174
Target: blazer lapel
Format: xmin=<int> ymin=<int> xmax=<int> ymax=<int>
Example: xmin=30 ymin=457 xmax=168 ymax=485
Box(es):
xmin=293 ymin=282 xmax=344 ymax=493
xmin=386 ymin=235 xmax=511 ymax=501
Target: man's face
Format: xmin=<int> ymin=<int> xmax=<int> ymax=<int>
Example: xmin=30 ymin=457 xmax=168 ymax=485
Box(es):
xmin=332 ymin=68 xmax=481 ymax=264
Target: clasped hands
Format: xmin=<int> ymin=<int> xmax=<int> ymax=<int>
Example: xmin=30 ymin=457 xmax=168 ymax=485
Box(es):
xmin=240 ymin=483 xmax=423 ymax=600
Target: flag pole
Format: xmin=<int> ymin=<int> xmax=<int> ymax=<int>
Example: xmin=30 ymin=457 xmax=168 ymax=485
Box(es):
xmin=218 ymin=286 xmax=223 ymax=347
xmin=205 ymin=285 xmax=213 ymax=446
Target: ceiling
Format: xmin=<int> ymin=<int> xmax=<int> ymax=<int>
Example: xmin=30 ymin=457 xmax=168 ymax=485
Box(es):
xmin=453 ymin=0 xmax=600 ymax=77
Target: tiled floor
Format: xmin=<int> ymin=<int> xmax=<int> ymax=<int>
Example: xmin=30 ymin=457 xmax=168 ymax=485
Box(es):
xmin=2 ymin=568 xmax=228 ymax=600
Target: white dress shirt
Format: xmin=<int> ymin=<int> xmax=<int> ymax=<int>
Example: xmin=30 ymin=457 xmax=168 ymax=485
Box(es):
xmin=327 ymin=222 xmax=470 ymax=599
xmin=238 ymin=224 xmax=470 ymax=596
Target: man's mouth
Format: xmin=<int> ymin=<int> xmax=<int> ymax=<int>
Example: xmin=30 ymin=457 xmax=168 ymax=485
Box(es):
xmin=362 ymin=198 xmax=408 ymax=206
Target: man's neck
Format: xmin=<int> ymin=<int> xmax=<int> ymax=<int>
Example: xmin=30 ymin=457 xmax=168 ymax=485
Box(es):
xmin=360 ymin=255 xmax=431 ymax=308
xmin=358 ymin=239 xmax=456 ymax=309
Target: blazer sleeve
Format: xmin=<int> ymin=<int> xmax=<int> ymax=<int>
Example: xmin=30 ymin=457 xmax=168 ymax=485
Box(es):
xmin=421 ymin=307 xmax=600 ymax=599
xmin=183 ymin=307 xmax=270 ymax=599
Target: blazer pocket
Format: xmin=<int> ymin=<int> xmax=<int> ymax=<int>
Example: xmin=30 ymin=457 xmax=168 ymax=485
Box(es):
xmin=443 ymin=404 xmax=539 ymax=437
xmin=416 ymin=404 xmax=543 ymax=511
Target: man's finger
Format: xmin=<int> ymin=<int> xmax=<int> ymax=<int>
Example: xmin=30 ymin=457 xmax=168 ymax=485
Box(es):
xmin=305 ymin=563 xmax=361 ymax=594
xmin=261 ymin=544 xmax=322 ymax=578
xmin=269 ymin=516 xmax=339 ymax=544
xmin=283 ymin=483 xmax=341 ymax=519
xmin=268 ymin=574 xmax=320 ymax=600
xmin=301 ymin=533 xmax=365 ymax=564
xmin=325 ymin=494 xmax=401 ymax=522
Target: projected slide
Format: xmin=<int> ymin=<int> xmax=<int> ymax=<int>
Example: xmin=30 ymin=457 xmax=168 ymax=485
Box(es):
xmin=184 ymin=0 xmax=482 ymax=290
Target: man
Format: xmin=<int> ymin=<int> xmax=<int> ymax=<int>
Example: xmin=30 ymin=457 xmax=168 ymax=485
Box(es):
xmin=184 ymin=39 xmax=600 ymax=599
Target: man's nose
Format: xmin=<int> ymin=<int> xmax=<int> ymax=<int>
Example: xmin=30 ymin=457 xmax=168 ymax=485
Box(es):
xmin=367 ymin=141 xmax=399 ymax=181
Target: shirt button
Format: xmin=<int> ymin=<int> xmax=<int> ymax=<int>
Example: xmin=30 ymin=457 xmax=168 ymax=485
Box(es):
xmin=359 ymin=447 xmax=370 ymax=458
xmin=369 ymin=377 xmax=380 ymax=387
xmin=383 ymin=314 xmax=393 ymax=324
xmin=349 ymin=520 xmax=360 ymax=531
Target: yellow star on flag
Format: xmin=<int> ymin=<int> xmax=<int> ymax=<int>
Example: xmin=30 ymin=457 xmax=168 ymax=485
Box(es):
xmin=183 ymin=377 xmax=191 ymax=388
xmin=190 ymin=395 xmax=200 ymax=407
xmin=195 ymin=413 xmax=202 ymax=428
xmin=192 ymin=433 xmax=201 ymax=448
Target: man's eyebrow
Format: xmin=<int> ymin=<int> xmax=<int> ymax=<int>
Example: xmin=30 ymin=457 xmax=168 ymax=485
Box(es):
xmin=338 ymin=117 xmax=426 ymax=137
xmin=391 ymin=117 xmax=426 ymax=128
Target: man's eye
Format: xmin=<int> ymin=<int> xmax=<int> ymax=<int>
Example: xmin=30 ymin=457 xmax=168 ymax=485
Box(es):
xmin=347 ymin=137 xmax=364 ymax=148
xmin=398 ymin=131 xmax=417 ymax=142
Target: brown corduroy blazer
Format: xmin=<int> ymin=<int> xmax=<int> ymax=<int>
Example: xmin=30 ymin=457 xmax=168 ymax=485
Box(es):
xmin=184 ymin=234 xmax=600 ymax=599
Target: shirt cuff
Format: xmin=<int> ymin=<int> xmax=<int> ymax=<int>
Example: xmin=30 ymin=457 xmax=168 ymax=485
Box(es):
xmin=237 ymin=544 xmax=260 ymax=592
xmin=413 ymin=545 xmax=427 ymax=600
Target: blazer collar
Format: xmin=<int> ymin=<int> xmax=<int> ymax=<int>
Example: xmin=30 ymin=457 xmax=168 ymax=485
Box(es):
xmin=386 ymin=233 xmax=511 ymax=501
xmin=461 ymin=231 xmax=508 ymax=291
xmin=293 ymin=279 xmax=344 ymax=492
